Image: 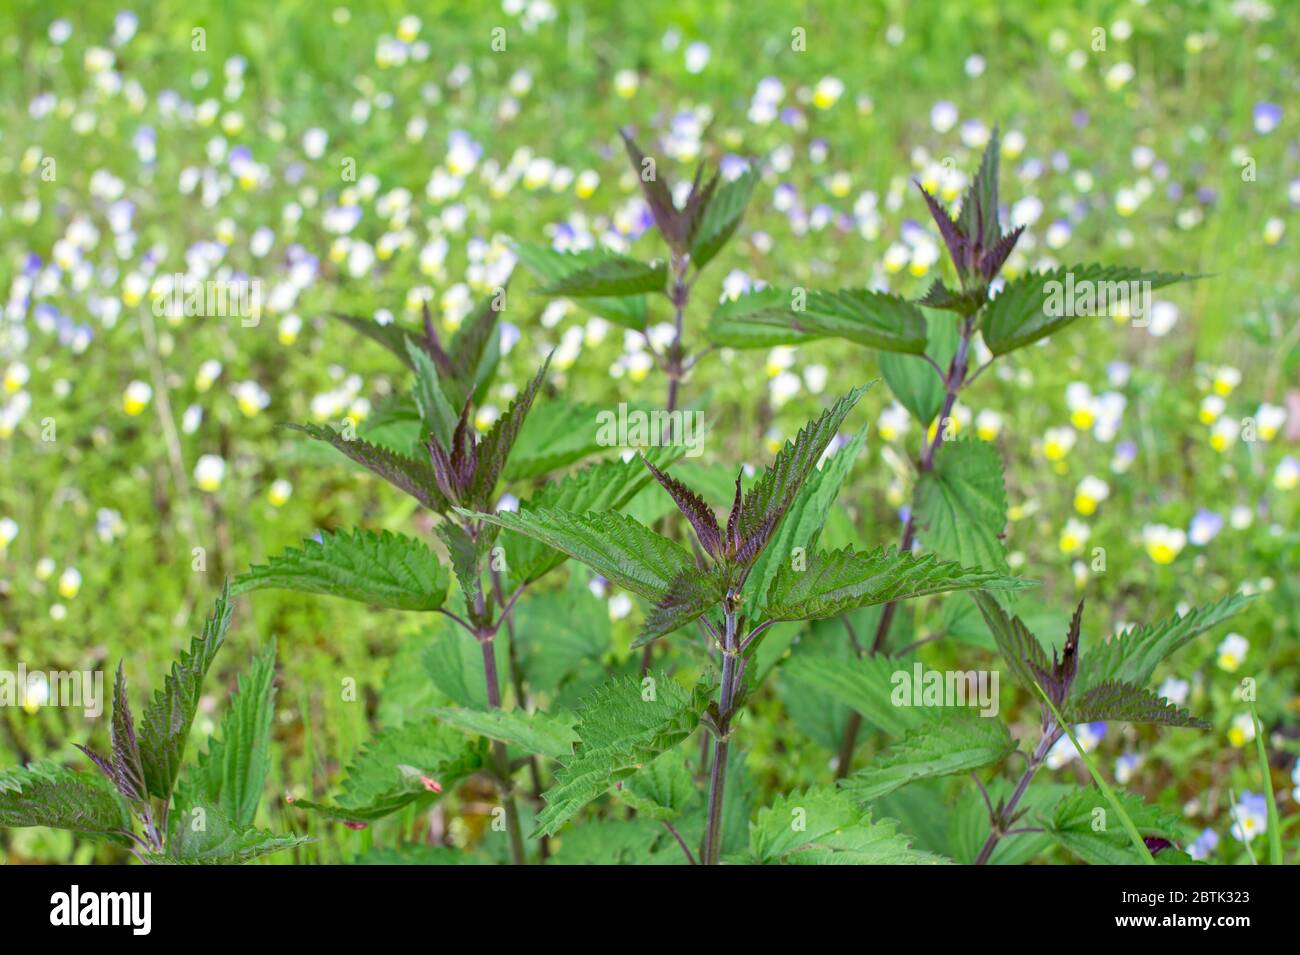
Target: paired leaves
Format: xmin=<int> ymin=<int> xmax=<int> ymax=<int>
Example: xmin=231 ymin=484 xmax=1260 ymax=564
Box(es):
xmin=0 ymin=764 xmax=132 ymax=843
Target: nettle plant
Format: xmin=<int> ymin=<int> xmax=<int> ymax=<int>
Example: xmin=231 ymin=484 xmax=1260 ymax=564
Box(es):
xmin=0 ymin=584 xmax=305 ymax=863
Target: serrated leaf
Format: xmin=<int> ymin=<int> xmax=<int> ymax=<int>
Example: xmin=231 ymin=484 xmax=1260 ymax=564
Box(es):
xmin=636 ymin=567 xmax=726 ymax=647
xmin=293 ymin=720 xmax=482 ymax=823
xmin=161 ymin=802 xmax=307 ymax=864
xmin=539 ymin=254 xmax=667 ymax=298
xmin=705 ymin=288 xmax=824 ymax=348
xmin=534 ymin=673 xmax=708 ymax=836
xmin=620 ymin=749 xmax=699 ymax=821
xmin=465 ymin=506 xmax=694 ymax=603
xmin=839 ymin=712 xmax=1014 ymax=804
xmin=705 ymin=289 xmax=927 ymax=353
xmin=914 ymin=438 xmax=1009 ymax=573
xmin=405 ymin=338 xmax=458 ymax=448
xmin=982 ymin=265 xmax=1202 ymax=355
xmin=1045 ymin=788 xmax=1187 ymax=865
xmin=467 ymin=355 xmax=551 ymax=508
xmin=956 ymin=128 xmax=1002 ymax=254
xmin=431 ymin=706 xmax=579 ymax=759
xmin=972 ymin=592 xmax=1051 ymax=696
xmin=324 ymin=311 xmax=431 ymax=370
xmin=763 ymin=545 xmax=1027 ymax=622
xmin=1064 ymin=681 xmax=1208 ymax=729
xmin=734 ymin=385 xmax=870 ymax=566
xmin=879 ymin=311 xmax=957 ymax=425
xmin=751 ymin=787 xmax=948 ymax=864
xmin=177 ymin=641 xmax=277 ymax=829
xmin=779 ymin=654 xmax=931 ymax=738
xmin=422 ymin=620 xmax=505 ymax=710
xmin=741 ymin=426 xmax=867 ymax=614
xmin=503 ymin=399 xmax=613 ymax=480
xmin=690 ymin=168 xmax=757 ymax=270
xmin=287 ymin=422 xmax=446 ymax=512
xmin=1072 ymin=593 xmax=1250 ymax=697
xmin=138 ymin=585 xmax=233 ymax=802
xmin=0 ymin=763 xmax=132 ymax=843
xmin=512 ymin=241 xmax=648 ymax=329
xmin=444 ymin=287 xmax=506 ymax=407
xmin=234 ymin=528 xmax=448 ymax=612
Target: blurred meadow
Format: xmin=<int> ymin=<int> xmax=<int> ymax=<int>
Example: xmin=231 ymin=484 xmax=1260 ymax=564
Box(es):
xmin=0 ymin=0 xmax=1296 ymax=863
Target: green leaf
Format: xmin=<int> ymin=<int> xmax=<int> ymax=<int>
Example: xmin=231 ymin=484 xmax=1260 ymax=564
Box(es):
xmin=177 ymin=641 xmax=278 ymax=829
xmin=839 ymin=712 xmax=1014 ymax=804
xmin=1072 ymin=593 xmax=1250 ymax=697
xmin=467 ymin=355 xmax=551 ymax=508
xmin=436 ymin=520 xmax=490 ymax=620
xmin=539 ymin=254 xmax=667 ymax=298
xmin=233 ymin=528 xmax=449 ymax=612
xmin=751 ymin=787 xmax=948 ymax=864
xmin=620 ymin=749 xmax=699 ymax=821
xmin=161 ymin=802 xmax=307 ymax=864
xmin=636 ymin=567 xmax=726 ymax=647
xmin=293 ymin=720 xmax=482 ymax=823
xmin=422 ymin=620 xmax=505 ymax=710
xmin=914 ymin=438 xmax=1009 ymax=574
xmin=956 ymin=127 xmax=1002 ymax=252
xmin=465 ymin=506 xmax=694 ymax=603
xmin=503 ymin=399 xmax=608 ymax=480
xmin=706 ymin=289 xmax=927 ymax=353
xmin=742 ymin=425 xmax=866 ymax=614
xmin=982 ymin=264 xmax=1202 ymax=355
xmin=972 ymin=592 xmax=1050 ymax=696
xmin=512 ymin=576 xmax=610 ymax=700
xmin=1065 ymin=681 xmax=1208 ymax=728
xmin=1044 ymin=788 xmax=1186 ymax=866
xmin=879 ymin=311 xmax=957 ymax=425
xmin=324 ymin=311 xmax=428 ymax=370
xmin=356 ymin=845 xmax=489 ymax=864
xmin=949 ymin=777 xmax=1069 ymax=864
xmin=534 ymin=673 xmax=709 ymax=836
xmin=287 ymin=423 xmax=446 ymax=512
xmin=138 ymin=585 xmax=233 ymax=802
xmin=444 ymin=288 xmax=506 ymax=407
xmin=501 ymin=446 xmax=684 ymax=588
xmin=779 ymin=654 xmax=931 ymax=738
xmin=512 ymin=241 xmax=648 ymax=330
xmin=0 ymin=763 xmax=132 ymax=843
xmin=762 ymin=545 xmax=1027 ymax=622
xmin=431 ymin=706 xmax=579 ymax=759
xmin=734 ymin=384 xmax=870 ymax=565
xmin=705 ymin=288 xmax=824 ymax=349
xmin=690 ymin=168 xmax=757 ymax=270
xmin=546 ymin=818 xmax=670 ymax=864
xmin=405 ymin=338 xmax=458 ymax=449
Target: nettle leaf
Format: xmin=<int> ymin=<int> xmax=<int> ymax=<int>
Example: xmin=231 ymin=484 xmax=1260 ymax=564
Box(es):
xmin=512 ymin=241 xmax=648 ymax=329
xmin=234 ymin=528 xmax=449 ymax=612
xmin=540 ymin=254 xmax=668 ymax=298
xmin=0 ymin=763 xmax=132 ymax=843
xmin=706 ymin=287 xmax=823 ymax=349
xmin=324 ymin=311 xmax=432 ymax=371
xmin=177 ymin=641 xmax=277 ymax=829
xmin=620 ymin=749 xmax=699 ymax=821
xmin=1045 ymin=788 xmax=1187 ymax=866
xmin=443 ymin=288 xmax=506 ymax=408
xmin=423 ymin=619 xmax=506 ymax=710
xmin=1065 ymin=681 xmax=1208 ymax=729
xmin=972 ymin=592 xmax=1050 ymax=696
xmin=504 ymin=399 xmax=610 ymax=480
xmin=742 ymin=425 xmax=866 ymax=615
xmin=405 ymin=338 xmax=458 ymax=448
xmin=636 ymin=567 xmax=727 ymax=647
xmin=436 ymin=521 xmax=495 ymax=622
xmin=293 ymin=720 xmax=482 ymax=823
xmin=762 ymin=545 xmax=1027 ymax=622
xmin=839 ymin=712 xmax=1014 ymax=804
xmin=879 ymin=311 xmax=957 ymax=425
xmin=751 ymin=787 xmax=948 ymax=864
xmin=137 ymin=586 xmax=233 ymax=802
xmin=914 ymin=438 xmax=1009 ymax=573
xmin=734 ymin=384 xmax=870 ymax=566
xmin=779 ymin=654 xmax=930 ymax=738
xmin=534 ymin=672 xmax=709 ymax=836
xmin=501 ymin=445 xmax=683 ymax=587
xmin=705 ymin=289 xmax=927 ymax=353
xmin=956 ymin=127 xmax=1003 ymax=255
xmin=1072 ymin=593 xmax=1249 ymax=697
xmin=982 ymin=264 xmax=1202 ymax=356
xmin=467 ymin=355 xmax=551 ymax=508
xmin=161 ymin=802 xmax=307 ymax=865
xmin=288 ymin=423 xmax=446 ymax=512
xmin=466 ymin=506 xmax=694 ymax=602
xmin=431 ymin=706 xmax=579 ymax=760
xmin=690 ymin=167 xmax=757 ymax=270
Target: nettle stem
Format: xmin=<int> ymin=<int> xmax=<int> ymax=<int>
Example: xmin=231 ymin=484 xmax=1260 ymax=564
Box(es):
xmin=974 ymin=721 xmax=1060 ymax=865
xmin=702 ymin=598 xmax=741 ymax=865
xmin=479 ymin=633 xmax=527 ymax=865
xmin=835 ymin=313 xmax=979 ymax=780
